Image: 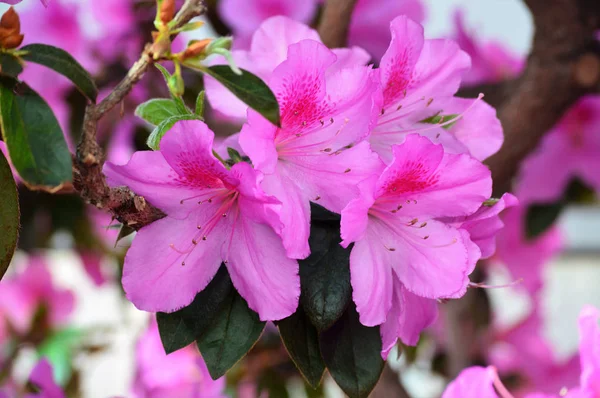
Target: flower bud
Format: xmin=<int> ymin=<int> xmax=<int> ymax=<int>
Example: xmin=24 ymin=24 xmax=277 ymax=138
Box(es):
xmin=159 ymin=0 xmax=176 ymax=25
xmin=181 ymin=39 xmax=211 ymax=60
xmin=0 ymin=33 xmax=23 ymax=49
xmin=0 ymin=8 xmax=20 ymax=32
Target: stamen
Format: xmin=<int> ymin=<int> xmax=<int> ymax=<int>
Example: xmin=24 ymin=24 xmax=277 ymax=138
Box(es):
xmin=314 ymin=195 xmax=321 ymax=201
xmin=469 ymin=278 xmax=523 ymax=290
xmin=420 ymin=222 xmax=427 ymax=228
xmin=192 ymin=239 xmax=198 ymax=245
xmin=322 ymin=148 xmax=332 ymax=153
xmin=490 ymin=367 xmax=516 ymax=398
xmin=426 ymin=98 xmax=434 ymax=106
xmin=423 ymin=235 xmax=429 ymax=240
xmin=408 ymin=218 xmax=418 ymax=226
xmin=181 ymin=261 xmax=185 ymax=266
xmin=344 ymin=168 xmax=351 ymax=173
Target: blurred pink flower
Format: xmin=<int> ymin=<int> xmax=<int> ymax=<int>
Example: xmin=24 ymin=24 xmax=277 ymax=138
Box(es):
xmin=340 ymin=135 xmax=491 ymax=357
xmin=24 ymin=358 xmax=65 ymax=398
xmin=133 ymin=320 xmax=226 ymax=398
xmin=516 ymin=96 xmax=600 ymax=205
xmin=105 ymin=120 xmax=299 ymax=320
xmin=452 ymin=11 xmax=524 ymax=85
xmin=0 ymin=256 xmax=74 ymax=337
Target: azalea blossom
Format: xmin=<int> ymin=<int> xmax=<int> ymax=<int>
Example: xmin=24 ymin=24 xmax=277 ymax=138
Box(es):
xmin=104 ymin=120 xmax=299 ymax=320
xmin=340 ymin=134 xmax=491 ymax=356
xmin=369 ymin=16 xmax=503 ymax=164
xmin=205 ymin=16 xmax=370 ymax=121
xmin=516 ymin=96 xmax=600 ymax=205
xmin=239 ymin=38 xmax=382 ymax=259
xmin=133 ymin=319 xmax=225 ymax=398
xmin=24 ymin=359 xmax=65 ymax=398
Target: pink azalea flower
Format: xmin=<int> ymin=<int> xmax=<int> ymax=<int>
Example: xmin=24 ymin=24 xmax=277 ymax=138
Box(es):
xmin=24 ymin=358 xmax=65 ymax=398
xmin=348 ymin=0 xmax=425 ymax=61
xmin=104 ymin=120 xmax=299 ymax=320
xmin=0 ymin=256 xmax=74 ymax=336
xmin=516 ymin=96 xmax=600 ymax=205
xmin=452 ymin=11 xmax=524 ymax=86
xmin=339 ymin=134 xmax=491 ymax=356
xmin=369 ymin=16 xmax=503 ymax=164
xmin=133 ymin=320 xmax=226 ymax=398
xmin=239 ymin=38 xmax=382 ymax=259
xmin=442 ymin=366 xmax=508 ymax=398
xmin=205 ymin=16 xmax=370 ymax=121
xmin=494 ymin=205 xmax=563 ymax=297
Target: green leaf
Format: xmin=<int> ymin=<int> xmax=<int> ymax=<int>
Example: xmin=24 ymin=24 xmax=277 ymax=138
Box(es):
xmin=146 ymin=114 xmax=202 ymax=150
xmin=420 ymin=113 xmax=460 ymax=130
xmin=319 ymin=303 xmax=384 ymax=398
xmin=157 ymin=266 xmax=233 ymax=354
xmin=37 ymin=328 xmax=83 ymax=385
xmin=258 ymin=369 xmax=290 ymax=398
xmin=226 ymin=147 xmax=242 ymax=163
xmin=155 ymin=63 xmax=172 ymax=85
xmin=21 ymin=44 xmax=98 ymax=102
xmin=204 ymin=65 xmax=280 ymax=126
xmin=0 ymin=53 xmax=23 ymax=78
xmin=0 ymin=78 xmax=72 ymax=190
xmin=135 ymin=98 xmax=188 ymax=126
xmin=197 ymin=288 xmax=266 ymax=379
xmin=195 ymin=90 xmax=205 ymax=116
xmin=0 ymin=149 xmax=19 ymax=280
xmin=278 ymin=306 xmax=325 ymax=388
xmin=300 ymin=204 xmax=351 ymax=331
xmin=525 ymin=202 xmax=563 ymax=239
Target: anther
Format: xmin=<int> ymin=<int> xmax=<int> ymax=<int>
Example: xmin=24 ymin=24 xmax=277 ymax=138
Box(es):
xmin=423 ymin=235 xmax=429 ymax=240
xmin=330 ymin=117 xmax=334 ymax=124
xmin=197 ymin=225 xmax=202 ymax=229
xmin=180 ymin=199 xmax=184 ymax=204
xmin=320 ymin=119 xmax=325 ymax=126
xmin=181 ymin=261 xmax=185 ymax=266
xmin=402 ymin=89 xmax=407 ymax=97
xmin=315 ymin=195 xmax=321 ymax=201
xmin=344 ymin=168 xmax=351 ymax=173
xmin=420 ymin=222 xmax=427 ymax=228
xmin=397 ymin=104 xmax=402 ymax=111
xmin=294 ymin=111 xmax=299 ymax=115
xmin=208 ymin=199 xmax=212 ymax=203
xmin=391 ymin=210 xmax=397 ymax=213
xmin=222 ymin=213 xmax=227 ymax=217
xmin=380 ymin=108 xmax=385 ymax=115
xmin=202 ymin=236 xmax=207 ymax=241
xmin=397 ymin=205 xmax=403 ymax=210
xmin=408 ymin=218 xmax=418 ymax=226
xmin=323 ymin=148 xmax=332 ymax=152
xmin=302 ymin=121 xmax=307 ymax=126
xmin=426 ymin=98 xmax=434 ymax=106
xmin=192 ymin=239 xmax=198 ymax=245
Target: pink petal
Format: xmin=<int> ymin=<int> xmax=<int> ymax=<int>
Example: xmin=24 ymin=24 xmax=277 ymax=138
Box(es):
xmin=25 ymin=359 xmax=65 ymax=398
xmin=122 ymin=215 xmax=226 ymax=312
xmin=578 ymin=306 xmax=600 ymax=394
xmin=442 ymin=366 xmax=500 ymax=398
xmin=239 ymin=110 xmax=280 ymax=174
xmin=340 ymin=176 xmax=378 ymax=248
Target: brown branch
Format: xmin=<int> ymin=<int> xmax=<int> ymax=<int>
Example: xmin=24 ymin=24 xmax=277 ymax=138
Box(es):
xmin=480 ymin=0 xmax=600 ymax=195
xmin=318 ymin=0 xmax=359 ymax=48
xmin=73 ymin=0 xmax=206 ymax=229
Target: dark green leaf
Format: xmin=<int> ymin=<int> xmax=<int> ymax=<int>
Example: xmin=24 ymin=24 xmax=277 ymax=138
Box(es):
xmin=157 ymin=266 xmax=233 ymax=354
xmin=0 ymin=53 xmax=23 ymax=78
xmin=115 ymin=224 xmax=135 ymax=246
xmin=300 ymin=206 xmax=351 ymax=331
xmin=258 ymin=369 xmax=290 ymax=398
xmin=278 ymin=306 xmax=325 ymax=388
xmin=0 ymin=149 xmax=19 ymax=280
xmin=0 ymin=78 xmax=72 ymax=189
xmin=146 ymin=114 xmax=202 ymax=150
xmin=319 ymin=303 xmax=384 ymax=398
xmin=310 ymin=202 xmax=340 ymax=223
xmin=21 ymin=44 xmax=98 ymax=101
xmin=195 ymin=90 xmax=205 ymax=116
xmin=205 ymin=65 xmax=280 ymax=126
xmin=525 ymin=202 xmax=563 ymax=239
xmin=227 ymin=147 xmax=242 ymax=163
xmin=135 ymin=98 xmax=188 ymax=126
xmin=197 ymin=289 xmax=266 ymax=379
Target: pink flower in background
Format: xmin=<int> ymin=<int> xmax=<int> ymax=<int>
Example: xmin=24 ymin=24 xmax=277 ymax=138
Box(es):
xmin=442 ymin=366 xmax=507 ymax=398
xmin=452 ymin=11 xmax=524 ymax=85
xmin=24 ymin=359 xmax=65 ymax=398
xmin=349 ymin=0 xmax=425 ymax=61
xmin=239 ymin=39 xmax=382 ymax=259
xmin=494 ymin=205 xmax=563 ymax=297
xmin=0 ymin=0 xmax=50 ymax=5
xmin=105 ymin=120 xmax=299 ymax=321
xmin=369 ymin=16 xmax=503 ymax=164
xmin=0 ymin=256 xmax=74 ymax=337
xmin=133 ymin=320 xmax=225 ymax=398
xmin=340 ymin=135 xmax=491 ymax=356
xmin=205 ymin=16 xmax=370 ymax=121
xmin=516 ymin=96 xmax=600 ymax=205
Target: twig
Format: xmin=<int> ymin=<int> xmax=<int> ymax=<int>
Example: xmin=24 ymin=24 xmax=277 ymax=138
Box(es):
xmin=318 ymin=0 xmax=359 ymax=48
xmin=73 ymin=0 xmax=206 ymax=229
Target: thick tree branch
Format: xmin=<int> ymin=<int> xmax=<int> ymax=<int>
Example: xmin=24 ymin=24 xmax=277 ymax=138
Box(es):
xmin=73 ymin=0 xmax=206 ymax=229
xmin=477 ymin=0 xmax=600 ymax=195
xmin=318 ymin=0 xmax=359 ymax=48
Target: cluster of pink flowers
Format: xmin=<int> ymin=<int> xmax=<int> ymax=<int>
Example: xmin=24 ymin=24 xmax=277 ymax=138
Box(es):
xmin=106 ymin=14 xmax=509 ymax=357
xmin=442 ymin=305 xmax=600 ymax=398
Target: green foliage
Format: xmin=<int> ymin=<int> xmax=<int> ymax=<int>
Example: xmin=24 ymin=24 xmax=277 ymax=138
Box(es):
xmin=299 ymin=204 xmax=352 ymax=331
xmin=319 ymin=303 xmax=384 ymax=398
xmin=135 ymin=98 xmax=190 ymax=126
xmin=278 ymin=306 xmax=325 ymax=388
xmin=0 ymin=149 xmax=19 ymax=280
xmin=0 ymin=78 xmax=72 ymax=190
xmin=0 ymin=53 xmax=23 ymax=78
xmin=203 ymin=65 xmax=280 ymax=126
xmin=146 ymin=114 xmax=202 ymax=150
xmin=195 ymin=90 xmax=205 ymax=116
xmin=157 ymin=266 xmax=233 ymax=354
xmin=21 ymin=44 xmax=98 ymax=101
xmin=197 ymin=287 xmax=266 ymax=380
xmin=37 ymin=328 xmax=83 ymax=385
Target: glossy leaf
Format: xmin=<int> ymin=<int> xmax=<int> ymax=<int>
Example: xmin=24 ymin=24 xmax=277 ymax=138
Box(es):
xmin=300 ymin=204 xmax=351 ymax=331
xmin=135 ymin=98 xmax=189 ymax=126
xmin=0 ymin=53 xmax=23 ymax=78
xmin=319 ymin=303 xmax=384 ymax=398
xmin=157 ymin=266 xmax=233 ymax=354
xmin=21 ymin=44 xmax=98 ymax=101
xmin=197 ymin=288 xmax=266 ymax=379
xmin=204 ymin=65 xmax=280 ymax=126
xmin=0 ymin=149 xmax=19 ymax=280
xmin=146 ymin=114 xmax=202 ymax=150
xmin=0 ymin=78 xmax=72 ymax=190
xmin=278 ymin=306 xmax=325 ymax=388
